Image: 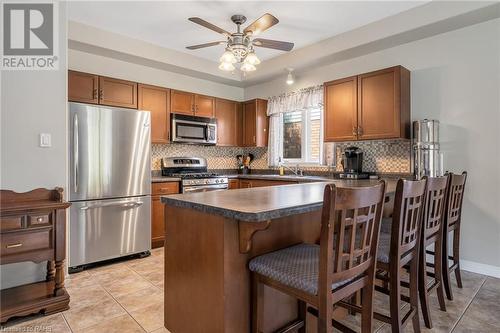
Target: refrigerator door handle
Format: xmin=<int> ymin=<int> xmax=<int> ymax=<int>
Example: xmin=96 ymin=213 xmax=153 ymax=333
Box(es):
xmin=73 ymin=113 xmax=79 ymax=193
xmin=80 ymin=200 xmax=144 ymax=210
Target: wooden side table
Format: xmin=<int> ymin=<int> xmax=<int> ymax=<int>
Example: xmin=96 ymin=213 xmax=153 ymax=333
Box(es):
xmin=0 ymin=188 xmax=71 ymax=323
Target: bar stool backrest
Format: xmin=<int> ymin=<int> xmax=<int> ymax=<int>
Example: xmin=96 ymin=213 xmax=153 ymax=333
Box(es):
xmin=391 ymin=179 xmax=427 ymax=264
xmin=318 ymin=181 xmax=386 ymax=293
xmin=444 ymin=172 xmax=467 ymax=229
xmin=422 ymin=176 xmax=449 ymax=243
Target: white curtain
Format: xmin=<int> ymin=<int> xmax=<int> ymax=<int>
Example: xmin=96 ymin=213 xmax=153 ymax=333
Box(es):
xmin=267 ymin=85 xmax=323 ymax=166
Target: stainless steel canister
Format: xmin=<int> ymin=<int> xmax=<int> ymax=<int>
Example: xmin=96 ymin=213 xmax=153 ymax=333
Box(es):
xmin=413 ymin=119 xmax=439 ymax=145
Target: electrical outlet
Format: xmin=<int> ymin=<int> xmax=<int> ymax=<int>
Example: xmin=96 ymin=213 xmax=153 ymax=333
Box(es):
xmin=39 ymin=133 xmax=51 ymax=147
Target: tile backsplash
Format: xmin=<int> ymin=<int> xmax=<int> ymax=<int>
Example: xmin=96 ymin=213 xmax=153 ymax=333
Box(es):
xmin=152 ymin=140 xmax=411 ymax=174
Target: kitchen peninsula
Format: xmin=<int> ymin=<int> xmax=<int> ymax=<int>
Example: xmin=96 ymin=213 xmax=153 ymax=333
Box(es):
xmin=161 ymin=180 xmax=396 ymax=333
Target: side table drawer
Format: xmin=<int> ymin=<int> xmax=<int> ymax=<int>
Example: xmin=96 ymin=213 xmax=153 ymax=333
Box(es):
xmin=1 ymin=216 xmax=25 ymax=232
xmin=1 ymin=229 xmax=53 ymax=257
xmin=28 ymin=212 xmax=52 ymax=228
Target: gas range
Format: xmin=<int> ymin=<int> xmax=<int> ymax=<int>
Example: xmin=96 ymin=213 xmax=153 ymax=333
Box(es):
xmin=161 ymin=157 xmax=228 ymax=193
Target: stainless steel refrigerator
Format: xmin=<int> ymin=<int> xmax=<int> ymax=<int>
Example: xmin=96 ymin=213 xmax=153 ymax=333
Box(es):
xmin=68 ymin=102 xmax=151 ymax=270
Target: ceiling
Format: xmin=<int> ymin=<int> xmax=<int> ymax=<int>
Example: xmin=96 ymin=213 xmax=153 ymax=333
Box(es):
xmin=68 ymin=1 xmax=426 ymax=62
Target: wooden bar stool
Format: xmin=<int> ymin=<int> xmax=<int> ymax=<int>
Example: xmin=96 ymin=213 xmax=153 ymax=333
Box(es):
xmin=441 ymin=172 xmax=467 ymax=301
xmin=418 ymin=176 xmax=448 ymax=328
xmin=249 ymin=182 xmax=386 ymax=333
xmin=374 ymin=179 xmax=427 ymax=333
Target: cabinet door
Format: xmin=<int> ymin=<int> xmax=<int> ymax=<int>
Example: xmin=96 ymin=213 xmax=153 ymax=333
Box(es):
xmin=215 ymin=98 xmax=238 ymax=146
xmin=242 ymin=101 xmax=257 ymax=147
xmin=255 ymin=99 xmax=269 ymax=147
xmin=239 ymin=180 xmax=252 ymax=188
xmin=324 ymin=76 xmax=358 ymax=142
xmin=236 ymin=102 xmax=243 ymax=146
xmin=228 ymin=179 xmax=240 ymax=189
xmin=171 ymin=90 xmax=194 ymax=115
xmin=138 ymin=84 xmax=170 ymax=144
xmin=68 ymin=70 xmax=99 ymax=104
xmin=195 ymin=94 xmax=215 ymax=118
xmin=99 ymin=76 xmax=138 ymax=109
xmin=151 ymin=196 xmax=165 ymax=248
xmin=357 ymin=66 xmax=405 ymax=139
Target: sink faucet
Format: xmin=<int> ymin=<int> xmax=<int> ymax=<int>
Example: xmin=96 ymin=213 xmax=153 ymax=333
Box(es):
xmin=280 ymin=163 xmax=304 ymax=176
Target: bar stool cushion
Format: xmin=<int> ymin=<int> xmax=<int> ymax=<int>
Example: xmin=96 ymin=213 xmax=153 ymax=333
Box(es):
xmin=377 ymin=232 xmax=391 ymax=263
xmin=249 ymin=243 xmax=354 ymax=295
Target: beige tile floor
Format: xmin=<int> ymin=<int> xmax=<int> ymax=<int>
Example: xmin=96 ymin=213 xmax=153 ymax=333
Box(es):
xmin=1 ymin=247 xmax=499 ymax=333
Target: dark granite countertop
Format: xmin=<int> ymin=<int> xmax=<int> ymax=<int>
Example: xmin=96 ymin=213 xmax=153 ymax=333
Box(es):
xmin=161 ymin=180 xmax=396 ymax=222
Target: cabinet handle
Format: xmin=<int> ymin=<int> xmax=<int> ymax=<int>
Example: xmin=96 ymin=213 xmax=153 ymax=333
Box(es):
xmin=253 ymin=135 xmax=256 ymax=143
xmin=6 ymin=243 xmax=23 ymax=249
xmin=358 ymin=126 xmax=363 ymax=136
xmin=352 ymin=127 xmax=357 ymax=136
xmin=93 ymin=89 xmax=98 ymax=100
xmin=99 ymin=89 xmax=103 ymax=100
xmin=37 ymin=217 xmax=43 ymax=222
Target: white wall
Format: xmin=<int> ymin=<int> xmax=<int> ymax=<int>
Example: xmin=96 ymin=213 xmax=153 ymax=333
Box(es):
xmin=68 ymin=49 xmax=245 ymax=101
xmin=0 ymin=3 xmax=68 ymax=289
xmin=246 ymin=19 xmax=500 ymax=272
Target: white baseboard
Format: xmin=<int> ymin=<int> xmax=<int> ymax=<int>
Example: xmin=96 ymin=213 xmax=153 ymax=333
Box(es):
xmin=460 ymin=259 xmax=500 ymax=278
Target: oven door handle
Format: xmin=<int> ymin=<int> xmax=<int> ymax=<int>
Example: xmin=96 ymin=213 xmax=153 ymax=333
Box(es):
xmin=183 ymin=184 xmax=228 ymax=193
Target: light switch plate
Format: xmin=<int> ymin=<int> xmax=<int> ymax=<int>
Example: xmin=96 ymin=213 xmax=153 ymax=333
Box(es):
xmin=39 ymin=133 xmax=51 ymax=147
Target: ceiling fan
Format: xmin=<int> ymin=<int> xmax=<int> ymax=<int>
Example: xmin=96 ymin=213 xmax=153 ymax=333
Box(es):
xmin=186 ymin=13 xmax=294 ymax=72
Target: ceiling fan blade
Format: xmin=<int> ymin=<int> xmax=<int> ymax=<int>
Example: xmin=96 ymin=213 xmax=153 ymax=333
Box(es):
xmin=243 ymin=13 xmax=279 ymax=36
xmin=253 ymin=38 xmax=294 ymax=51
xmin=188 ymin=17 xmax=231 ymax=37
xmin=186 ymin=41 xmax=225 ymax=50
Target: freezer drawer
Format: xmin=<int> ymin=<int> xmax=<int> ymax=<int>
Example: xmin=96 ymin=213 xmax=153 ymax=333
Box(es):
xmin=69 ymin=196 xmax=151 ymax=268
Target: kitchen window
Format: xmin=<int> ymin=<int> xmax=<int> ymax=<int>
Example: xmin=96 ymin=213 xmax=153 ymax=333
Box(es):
xmin=281 ymin=107 xmax=323 ymax=164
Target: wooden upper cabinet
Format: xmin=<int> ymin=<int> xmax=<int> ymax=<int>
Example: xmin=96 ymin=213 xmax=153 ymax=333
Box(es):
xmin=138 ymin=84 xmax=170 ymax=144
xmin=324 ymin=76 xmax=358 ymax=142
xmin=98 ymin=76 xmax=137 ymax=109
xmin=215 ymin=98 xmax=238 ymax=146
xmin=171 ymin=91 xmax=215 ymax=117
xmin=171 ymin=90 xmax=194 ymax=115
xmin=236 ymin=102 xmax=243 ymax=146
xmin=68 ymin=70 xmax=99 ymax=104
xmin=255 ymin=99 xmax=268 ymax=147
xmin=242 ymin=99 xmax=268 ymax=147
xmin=323 ymin=65 xmax=410 ymax=141
xmin=357 ymin=66 xmax=410 ymax=140
xmin=195 ymin=94 xmax=215 ymax=117
xmin=242 ymin=100 xmax=257 ymax=147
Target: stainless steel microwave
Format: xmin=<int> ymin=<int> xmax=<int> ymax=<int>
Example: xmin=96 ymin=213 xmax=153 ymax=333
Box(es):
xmin=171 ymin=114 xmax=217 ymax=145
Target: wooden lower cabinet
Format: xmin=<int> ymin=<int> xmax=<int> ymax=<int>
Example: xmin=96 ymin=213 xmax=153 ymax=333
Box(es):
xmin=151 ymin=182 xmax=179 ymax=248
xmin=238 ymin=179 xmax=296 ymax=188
xmin=228 ymin=179 xmax=240 ymax=189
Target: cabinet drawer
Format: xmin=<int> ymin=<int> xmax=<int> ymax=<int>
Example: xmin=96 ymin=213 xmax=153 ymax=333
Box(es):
xmin=152 ymin=182 xmax=180 ymax=195
xmin=1 ymin=216 xmax=25 ymax=232
xmin=27 ymin=212 xmax=52 ymax=228
xmin=1 ymin=229 xmax=53 ymax=257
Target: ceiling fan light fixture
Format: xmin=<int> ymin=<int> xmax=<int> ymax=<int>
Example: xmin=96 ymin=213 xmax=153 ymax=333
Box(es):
xmin=244 ymin=50 xmax=261 ymax=65
xmin=240 ymin=62 xmax=256 ymax=72
xmin=219 ymin=61 xmax=235 ymax=71
xmin=219 ymin=49 xmax=237 ymax=64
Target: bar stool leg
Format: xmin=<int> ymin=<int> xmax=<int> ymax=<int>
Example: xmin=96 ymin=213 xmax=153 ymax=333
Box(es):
xmin=389 ymin=267 xmax=403 ymax=332
xmin=418 ymin=244 xmax=432 ymax=329
xmin=442 ymin=231 xmax=454 ymax=301
xmin=298 ymin=300 xmax=306 ymax=333
xmin=251 ymin=274 xmax=264 ymax=333
xmin=453 ymin=229 xmax=463 ymax=288
xmin=409 ymin=256 xmax=421 ymax=333
xmin=435 ymin=237 xmax=447 ymax=311
xmin=361 ymin=283 xmax=374 ymax=333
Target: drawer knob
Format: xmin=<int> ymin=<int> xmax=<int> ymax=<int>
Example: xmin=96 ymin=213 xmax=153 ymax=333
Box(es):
xmin=37 ymin=217 xmax=43 ymax=222
xmin=6 ymin=243 xmax=23 ymax=249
